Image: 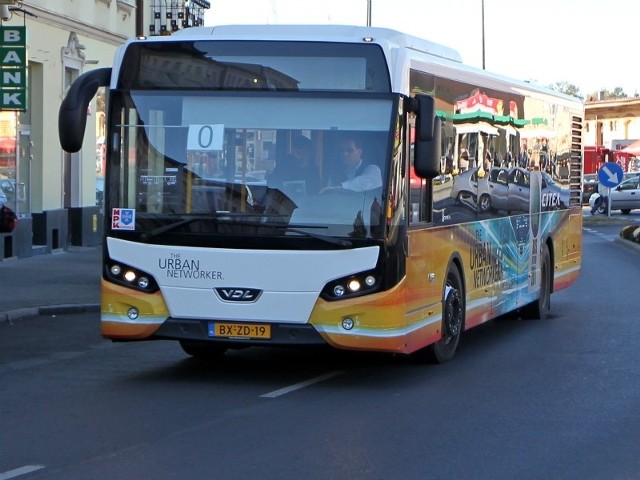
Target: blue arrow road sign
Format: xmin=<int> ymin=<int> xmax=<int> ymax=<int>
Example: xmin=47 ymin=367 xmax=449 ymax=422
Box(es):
xmin=597 ymin=162 xmax=624 ymax=188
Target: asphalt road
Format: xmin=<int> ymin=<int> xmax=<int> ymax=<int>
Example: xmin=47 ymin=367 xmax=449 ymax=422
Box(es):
xmin=1 ymin=217 xmax=640 ymax=480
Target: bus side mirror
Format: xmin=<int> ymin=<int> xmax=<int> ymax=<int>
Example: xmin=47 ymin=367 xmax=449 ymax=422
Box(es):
xmin=59 ymin=67 xmax=111 ymax=153
xmin=411 ymin=94 xmax=441 ymax=178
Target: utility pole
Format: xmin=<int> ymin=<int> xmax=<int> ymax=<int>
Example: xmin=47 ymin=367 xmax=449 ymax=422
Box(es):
xmin=366 ymin=0 xmax=371 ymax=26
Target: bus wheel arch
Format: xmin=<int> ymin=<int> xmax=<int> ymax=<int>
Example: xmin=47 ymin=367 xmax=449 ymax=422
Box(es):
xmin=422 ymin=258 xmax=466 ymax=363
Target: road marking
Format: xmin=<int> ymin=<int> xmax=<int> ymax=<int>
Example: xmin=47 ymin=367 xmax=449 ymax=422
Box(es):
xmin=583 ymin=227 xmax=617 ymax=242
xmin=0 ymin=465 xmax=45 ymax=480
xmin=260 ymin=371 xmax=344 ymax=398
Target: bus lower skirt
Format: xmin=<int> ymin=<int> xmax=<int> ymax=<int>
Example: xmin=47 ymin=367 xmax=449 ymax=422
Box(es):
xmin=151 ymin=318 xmax=327 ymax=346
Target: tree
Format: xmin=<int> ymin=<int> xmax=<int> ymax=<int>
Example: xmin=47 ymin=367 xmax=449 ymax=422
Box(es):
xmin=585 ymin=87 xmax=628 ymax=101
xmin=610 ymin=87 xmax=627 ymax=98
xmin=547 ymin=81 xmax=583 ymax=100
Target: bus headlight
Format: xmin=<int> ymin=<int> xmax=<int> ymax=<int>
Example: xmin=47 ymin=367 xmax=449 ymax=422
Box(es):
xmin=105 ymin=260 xmax=159 ymax=293
xmin=322 ymin=270 xmax=380 ymax=301
xmin=347 ymin=279 xmax=361 ymax=292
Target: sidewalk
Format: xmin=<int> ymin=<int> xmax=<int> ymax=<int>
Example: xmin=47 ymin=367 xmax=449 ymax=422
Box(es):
xmin=0 ymin=246 xmax=102 ymax=322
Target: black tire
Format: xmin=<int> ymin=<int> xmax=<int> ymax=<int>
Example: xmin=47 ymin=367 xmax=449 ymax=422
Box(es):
xmin=423 ymin=266 xmax=465 ymax=363
xmin=179 ymin=340 xmax=227 ymax=361
xmin=521 ymin=243 xmax=551 ymax=320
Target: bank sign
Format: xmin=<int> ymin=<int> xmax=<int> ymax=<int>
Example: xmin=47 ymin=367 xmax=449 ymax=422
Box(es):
xmin=0 ymin=26 xmax=26 ymax=111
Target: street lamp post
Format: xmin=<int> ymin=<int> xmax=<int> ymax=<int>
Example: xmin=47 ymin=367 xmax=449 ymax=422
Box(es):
xmin=366 ymin=0 xmax=371 ymax=26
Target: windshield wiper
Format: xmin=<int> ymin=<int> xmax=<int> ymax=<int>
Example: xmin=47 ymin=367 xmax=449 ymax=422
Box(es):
xmin=140 ymin=213 xmax=288 ymax=240
xmin=140 ymin=215 xmax=212 ymax=240
xmin=274 ymin=226 xmax=352 ymax=247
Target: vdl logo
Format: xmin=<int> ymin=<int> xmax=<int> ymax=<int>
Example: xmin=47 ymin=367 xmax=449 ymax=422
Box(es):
xmin=215 ymin=288 xmax=262 ymax=302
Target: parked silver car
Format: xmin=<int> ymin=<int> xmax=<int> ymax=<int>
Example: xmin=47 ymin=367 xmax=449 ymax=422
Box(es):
xmin=452 ymin=167 xmax=568 ymax=214
xmin=450 ymin=167 xmax=482 ymax=205
xmin=609 ymin=175 xmax=640 ymax=214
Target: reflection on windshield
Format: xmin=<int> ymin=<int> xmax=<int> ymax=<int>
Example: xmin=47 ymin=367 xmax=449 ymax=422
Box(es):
xmin=136 ymin=178 xmax=384 ymax=240
xmin=112 ymin=93 xmax=393 ymax=240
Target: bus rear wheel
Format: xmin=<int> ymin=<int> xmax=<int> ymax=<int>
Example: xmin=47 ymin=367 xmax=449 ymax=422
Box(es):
xmin=179 ymin=340 xmax=227 ymax=361
xmin=424 ymin=267 xmax=465 ymax=363
xmin=521 ymin=243 xmax=551 ymax=320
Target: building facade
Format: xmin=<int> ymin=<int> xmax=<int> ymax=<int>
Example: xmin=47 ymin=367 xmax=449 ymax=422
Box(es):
xmin=584 ymin=97 xmax=640 ymax=150
xmin=0 ymin=0 xmax=209 ymax=261
xmin=0 ymin=0 xmax=134 ymax=260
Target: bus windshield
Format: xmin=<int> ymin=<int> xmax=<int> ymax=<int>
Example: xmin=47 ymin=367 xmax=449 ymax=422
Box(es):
xmin=108 ymin=90 xmax=395 ymax=242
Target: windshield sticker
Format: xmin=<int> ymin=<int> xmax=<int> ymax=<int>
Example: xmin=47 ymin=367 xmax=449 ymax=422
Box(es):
xmin=139 ymin=175 xmax=177 ymax=186
xmin=112 ymin=208 xmax=136 ymax=231
xmin=187 ymin=124 xmax=224 ymax=151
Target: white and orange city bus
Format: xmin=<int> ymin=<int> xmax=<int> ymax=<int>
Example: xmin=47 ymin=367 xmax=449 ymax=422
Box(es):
xmin=59 ymin=25 xmax=583 ymax=362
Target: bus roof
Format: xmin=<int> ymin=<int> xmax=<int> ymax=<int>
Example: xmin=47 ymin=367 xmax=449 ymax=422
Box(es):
xmin=148 ymin=24 xmax=463 ymax=63
xmin=113 ymin=24 xmax=580 ymax=108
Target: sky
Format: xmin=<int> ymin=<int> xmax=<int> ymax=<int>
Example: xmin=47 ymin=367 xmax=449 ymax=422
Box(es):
xmin=203 ymin=0 xmax=640 ymax=98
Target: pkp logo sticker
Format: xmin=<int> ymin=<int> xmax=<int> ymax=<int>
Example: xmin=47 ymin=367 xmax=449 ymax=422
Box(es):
xmin=112 ymin=208 xmax=136 ymax=230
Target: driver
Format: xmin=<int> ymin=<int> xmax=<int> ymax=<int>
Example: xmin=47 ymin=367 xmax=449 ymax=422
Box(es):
xmin=324 ymin=136 xmax=382 ymax=192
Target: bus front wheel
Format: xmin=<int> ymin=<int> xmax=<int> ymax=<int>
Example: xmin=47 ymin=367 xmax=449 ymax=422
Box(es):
xmin=424 ymin=267 xmax=465 ymax=363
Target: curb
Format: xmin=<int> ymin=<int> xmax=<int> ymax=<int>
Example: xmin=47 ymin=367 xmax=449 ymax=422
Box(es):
xmin=0 ymin=304 xmax=100 ymax=323
xmin=613 ymin=237 xmax=640 ymax=255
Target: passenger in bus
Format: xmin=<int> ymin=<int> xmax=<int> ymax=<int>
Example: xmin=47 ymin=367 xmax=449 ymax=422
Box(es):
xmin=267 ymin=134 xmax=321 ymax=194
xmin=324 ymin=136 xmax=382 ymax=192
